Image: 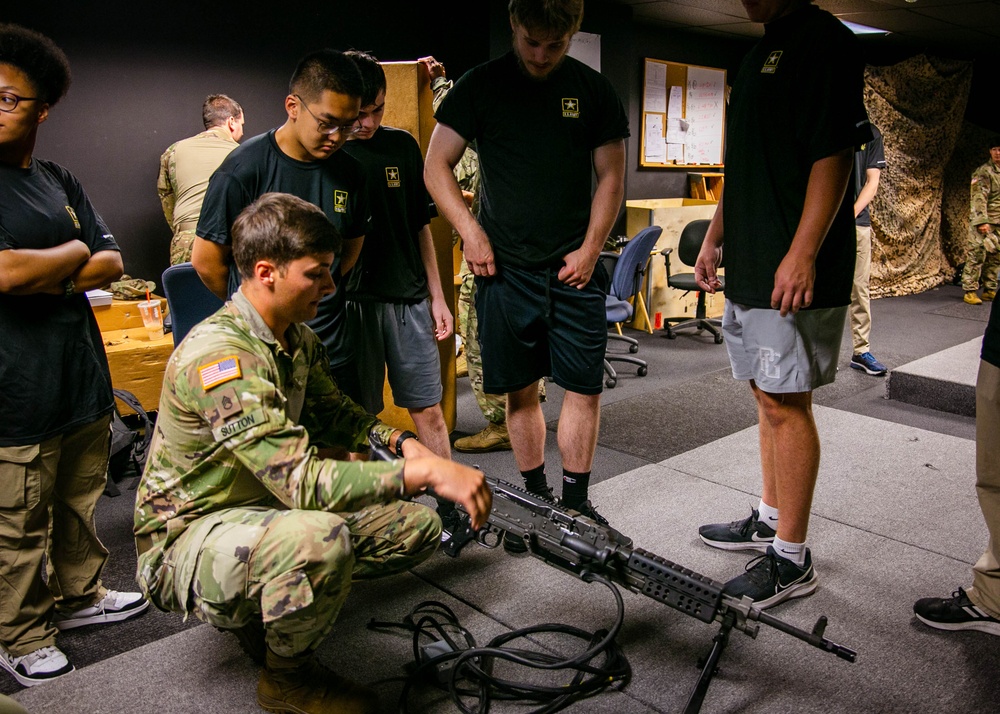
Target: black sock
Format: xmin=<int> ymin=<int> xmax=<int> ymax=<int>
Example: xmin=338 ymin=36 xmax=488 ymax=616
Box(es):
xmin=561 ymin=469 xmax=590 ymax=510
xmin=521 ymin=464 xmax=547 ymax=494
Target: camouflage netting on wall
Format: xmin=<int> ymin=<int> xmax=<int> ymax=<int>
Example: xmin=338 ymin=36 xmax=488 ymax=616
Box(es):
xmin=864 ymin=55 xmax=973 ymax=298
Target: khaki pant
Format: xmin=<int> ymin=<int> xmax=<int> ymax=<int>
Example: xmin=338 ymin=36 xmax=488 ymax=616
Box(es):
xmin=139 ymin=501 xmax=439 ymax=657
xmin=968 ymin=360 xmax=1000 ymax=618
xmin=0 ymin=416 xmax=111 ymax=655
xmin=850 ymin=225 xmax=873 ymax=354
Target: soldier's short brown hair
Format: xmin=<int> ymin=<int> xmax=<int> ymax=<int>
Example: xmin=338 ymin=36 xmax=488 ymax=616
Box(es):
xmin=508 ymin=0 xmax=584 ymax=37
xmin=202 ymin=94 xmax=242 ymax=129
xmin=232 ymin=193 xmax=342 ymax=280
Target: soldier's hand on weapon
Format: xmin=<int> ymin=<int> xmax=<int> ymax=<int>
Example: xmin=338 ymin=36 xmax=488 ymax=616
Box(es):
xmin=401 ymin=448 xmax=492 ymax=530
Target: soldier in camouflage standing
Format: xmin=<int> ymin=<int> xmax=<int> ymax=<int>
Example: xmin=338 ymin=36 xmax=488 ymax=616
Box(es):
xmin=134 ymin=193 xmax=491 ymax=714
xmin=157 ymin=94 xmax=244 ymax=265
xmin=962 ymin=138 xmax=1000 ymax=305
xmin=422 ymin=55 xmax=544 ymax=454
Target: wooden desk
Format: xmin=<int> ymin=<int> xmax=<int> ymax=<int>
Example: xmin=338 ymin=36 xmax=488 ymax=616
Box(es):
xmin=102 ymin=326 xmax=173 ymax=414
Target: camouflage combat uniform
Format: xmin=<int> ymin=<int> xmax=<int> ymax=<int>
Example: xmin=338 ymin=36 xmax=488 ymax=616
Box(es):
xmin=157 ymin=127 xmax=239 ymax=265
xmin=962 ymin=159 xmax=1000 ymax=293
xmin=134 ymin=289 xmax=440 ymax=657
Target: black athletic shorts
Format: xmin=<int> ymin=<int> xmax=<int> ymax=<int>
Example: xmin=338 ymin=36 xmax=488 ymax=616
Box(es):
xmin=475 ymin=262 xmax=608 ymax=395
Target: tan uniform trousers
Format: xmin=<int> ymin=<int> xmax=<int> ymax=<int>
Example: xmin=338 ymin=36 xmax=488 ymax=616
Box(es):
xmin=0 ymin=416 xmax=111 ymax=655
xmin=968 ymin=359 xmax=1000 ymax=618
xmin=142 ymin=500 xmax=439 ymax=658
xmin=850 ymin=225 xmax=873 ymax=355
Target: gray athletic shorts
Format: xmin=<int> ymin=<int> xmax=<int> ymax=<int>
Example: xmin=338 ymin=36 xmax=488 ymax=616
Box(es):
xmin=722 ymin=300 xmax=847 ymax=394
xmin=346 ymin=298 xmax=443 ymax=414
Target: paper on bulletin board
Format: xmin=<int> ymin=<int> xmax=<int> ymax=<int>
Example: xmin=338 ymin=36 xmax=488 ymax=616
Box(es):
xmin=667 ymin=86 xmax=683 ymax=118
xmin=643 ymin=114 xmax=666 ymax=163
xmin=644 ymin=60 xmax=667 ymax=114
xmin=667 ymin=144 xmax=684 ymax=163
xmin=685 ymin=66 xmax=725 ymax=165
xmin=665 ymin=117 xmax=688 ymax=144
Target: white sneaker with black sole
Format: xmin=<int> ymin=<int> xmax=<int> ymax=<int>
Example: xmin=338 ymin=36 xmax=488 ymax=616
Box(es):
xmin=52 ymin=590 xmax=149 ymax=630
xmin=0 ymin=644 xmax=75 ymax=687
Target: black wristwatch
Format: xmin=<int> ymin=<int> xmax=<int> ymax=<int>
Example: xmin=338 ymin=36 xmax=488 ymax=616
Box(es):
xmin=394 ymin=430 xmax=418 ymax=458
xmin=63 ymin=278 xmax=75 ymax=298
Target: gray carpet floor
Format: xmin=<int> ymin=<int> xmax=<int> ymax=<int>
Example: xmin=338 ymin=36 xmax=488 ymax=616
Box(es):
xmin=7 ymin=284 xmax=997 ymax=713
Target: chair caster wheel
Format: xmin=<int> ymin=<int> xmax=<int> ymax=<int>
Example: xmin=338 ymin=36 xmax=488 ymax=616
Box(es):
xmin=629 ymin=344 xmax=638 ymax=354
xmin=714 ymin=334 xmax=724 ymax=344
xmin=637 ymin=366 xmax=647 ymax=377
xmin=605 ymin=378 xmax=617 ymax=389
xmin=665 ymin=331 xmax=676 ymax=339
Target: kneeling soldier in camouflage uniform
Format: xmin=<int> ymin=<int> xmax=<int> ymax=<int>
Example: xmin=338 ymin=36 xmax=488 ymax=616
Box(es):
xmin=134 ymin=193 xmax=491 ymax=714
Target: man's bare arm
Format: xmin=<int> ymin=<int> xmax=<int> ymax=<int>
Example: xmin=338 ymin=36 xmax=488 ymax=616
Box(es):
xmin=339 ymin=236 xmax=364 ymax=276
xmin=695 ymin=190 xmax=725 ymax=293
xmin=425 ymin=123 xmax=495 ymax=276
xmin=191 ymin=237 xmax=232 ymax=300
xmin=772 ymin=148 xmax=854 ymax=316
xmin=853 ymin=167 xmax=881 ymax=218
xmin=0 ymin=241 xmax=90 ymax=295
xmin=416 ymin=224 xmax=453 ymax=340
xmin=70 ymin=250 xmax=125 ymax=292
xmin=558 ymin=139 xmax=626 ymax=288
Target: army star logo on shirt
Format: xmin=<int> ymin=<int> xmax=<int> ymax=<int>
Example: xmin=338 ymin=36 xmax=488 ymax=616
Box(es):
xmin=65 ymin=206 xmax=81 ymax=229
xmin=385 ymin=167 xmax=400 ymax=188
xmin=562 ymin=98 xmax=580 ymax=118
xmin=761 ymin=51 xmax=782 ymax=74
xmin=334 ymin=190 xmax=348 ymax=213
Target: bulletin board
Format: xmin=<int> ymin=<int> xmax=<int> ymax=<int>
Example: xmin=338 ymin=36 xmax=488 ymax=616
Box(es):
xmin=641 ymin=59 xmax=726 ymax=168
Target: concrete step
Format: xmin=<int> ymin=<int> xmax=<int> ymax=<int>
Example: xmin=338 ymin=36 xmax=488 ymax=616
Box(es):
xmin=885 ymin=337 xmax=980 ymax=416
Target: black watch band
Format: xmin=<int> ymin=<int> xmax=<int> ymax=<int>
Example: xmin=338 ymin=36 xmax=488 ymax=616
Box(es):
xmin=395 ymin=430 xmax=418 ymax=458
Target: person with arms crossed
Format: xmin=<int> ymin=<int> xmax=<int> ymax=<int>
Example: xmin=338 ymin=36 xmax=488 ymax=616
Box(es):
xmin=424 ymin=0 xmax=630 ymax=543
xmin=135 ymin=193 xmax=491 ymax=714
xmin=192 ymin=49 xmax=368 ymax=401
xmin=0 ymin=23 xmax=147 ymax=689
xmin=694 ymin=0 xmax=871 ymax=608
xmin=157 ymin=93 xmax=244 ymax=265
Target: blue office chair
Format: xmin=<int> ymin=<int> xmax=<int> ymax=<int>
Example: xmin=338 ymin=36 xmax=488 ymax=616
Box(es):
xmin=601 ymin=225 xmax=663 ymax=388
xmin=161 ymin=262 xmax=225 ymax=347
xmin=662 ymin=219 xmax=724 ymax=344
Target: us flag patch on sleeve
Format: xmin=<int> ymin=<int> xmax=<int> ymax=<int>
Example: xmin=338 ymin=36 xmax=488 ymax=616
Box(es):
xmin=199 ymin=356 xmax=241 ymax=390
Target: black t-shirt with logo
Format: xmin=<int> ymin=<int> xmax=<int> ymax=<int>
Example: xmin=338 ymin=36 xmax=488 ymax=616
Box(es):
xmin=723 ymin=5 xmax=871 ymax=310
xmin=435 ymin=52 xmax=629 ymax=270
xmin=0 ymin=159 xmax=119 ymax=445
xmin=342 ymin=126 xmax=431 ymax=303
xmin=198 ymin=130 xmax=370 ymax=363
xmin=854 ymin=124 xmax=886 ymax=228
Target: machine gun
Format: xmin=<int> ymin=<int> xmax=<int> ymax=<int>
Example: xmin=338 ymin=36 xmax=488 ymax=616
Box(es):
xmin=442 ymin=474 xmax=857 ymax=714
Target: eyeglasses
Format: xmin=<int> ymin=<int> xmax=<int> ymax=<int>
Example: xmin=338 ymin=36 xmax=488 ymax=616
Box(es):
xmin=294 ymin=95 xmax=361 ymax=136
xmin=0 ymin=92 xmax=40 ymax=113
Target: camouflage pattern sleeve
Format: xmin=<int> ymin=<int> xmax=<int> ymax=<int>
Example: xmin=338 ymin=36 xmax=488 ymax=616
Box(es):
xmin=971 ymin=164 xmax=993 ymax=226
xmin=158 ymin=144 xmax=177 ymax=228
xmin=430 ymin=76 xmax=453 ymax=113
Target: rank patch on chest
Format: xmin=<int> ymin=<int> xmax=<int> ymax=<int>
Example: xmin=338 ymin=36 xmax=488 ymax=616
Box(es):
xmin=385 ymin=167 xmax=400 ymax=187
xmin=334 ymin=190 xmax=348 ymax=213
xmin=64 ymin=206 xmax=81 ymax=229
xmin=761 ymin=51 xmax=782 ymax=74
xmin=199 ymin=356 xmax=242 ymax=391
xmin=562 ymin=98 xmax=580 ymax=118
xmin=212 ymin=408 xmax=265 ymax=442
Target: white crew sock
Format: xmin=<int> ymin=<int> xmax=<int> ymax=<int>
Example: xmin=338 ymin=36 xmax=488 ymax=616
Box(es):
xmin=772 ymin=537 xmax=807 ymax=567
xmin=757 ymin=500 xmax=779 ymax=530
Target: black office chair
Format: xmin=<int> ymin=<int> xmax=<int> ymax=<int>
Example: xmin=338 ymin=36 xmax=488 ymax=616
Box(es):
xmin=662 ymin=218 xmax=724 ymax=344
xmin=161 ymin=263 xmax=224 ymax=347
xmin=602 ymin=225 xmax=663 ymax=388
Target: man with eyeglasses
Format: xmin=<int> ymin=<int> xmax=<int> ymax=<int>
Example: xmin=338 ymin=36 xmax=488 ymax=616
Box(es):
xmin=193 ymin=49 xmax=369 ymax=401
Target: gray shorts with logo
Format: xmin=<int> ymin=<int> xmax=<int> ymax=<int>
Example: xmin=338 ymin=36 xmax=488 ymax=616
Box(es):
xmin=722 ymin=300 xmax=847 ymax=393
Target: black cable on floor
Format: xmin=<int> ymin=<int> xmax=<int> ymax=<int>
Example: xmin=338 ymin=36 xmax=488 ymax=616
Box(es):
xmin=368 ymin=572 xmax=632 ymax=713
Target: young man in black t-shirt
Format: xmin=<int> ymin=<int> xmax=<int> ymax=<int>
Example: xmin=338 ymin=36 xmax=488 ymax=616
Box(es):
xmin=341 ymin=51 xmax=452 ymax=461
xmin=694 ymin=0 xmax=871 ymax=608
xmin=0 ymin=24 xmax=147 ymax=688
xmin=425 ymin=0 xmax=630 ymax=540
xmin=193 ymin=50 xmax=370 ymax=401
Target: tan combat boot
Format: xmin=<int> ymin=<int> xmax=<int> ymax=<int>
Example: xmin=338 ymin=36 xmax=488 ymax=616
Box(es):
xmin=454 ymin=422 xmax=511 ymax=453
xmin=258 ymin=648 xmax=379 ymax=714
xmin=982 ymin=289 xmax=996 ymax=301
xmin=965 ymin=291 xmax=983 ymax=305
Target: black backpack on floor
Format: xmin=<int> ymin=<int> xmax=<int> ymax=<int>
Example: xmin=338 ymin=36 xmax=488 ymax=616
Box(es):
xmin=106 ymin=388 xmax=154 ymax=496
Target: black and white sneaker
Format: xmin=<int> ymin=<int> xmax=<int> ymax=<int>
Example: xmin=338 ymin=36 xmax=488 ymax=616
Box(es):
xmin=52 ymin=590 xmax=149 ymax=630
xmin=913 ymin=588 xmax=1000 ymax=636
xmin=722 ymin=546 xmax=817 ymax=609
xmin=0 ymin=644 xmax=75 ymax=687
xmin=699 ymin=508 xmax=776 ymax=552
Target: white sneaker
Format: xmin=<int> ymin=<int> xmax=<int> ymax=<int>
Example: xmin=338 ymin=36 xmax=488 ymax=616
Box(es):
xmin=0 ymin=644 xmax=75 ymax=687
xmin=52 ymin=590 xmax=149 ymax=631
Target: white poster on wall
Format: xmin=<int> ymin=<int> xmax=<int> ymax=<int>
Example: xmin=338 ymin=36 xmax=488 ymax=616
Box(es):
xmin=569 ymin=31 xmax=601 ymax=72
